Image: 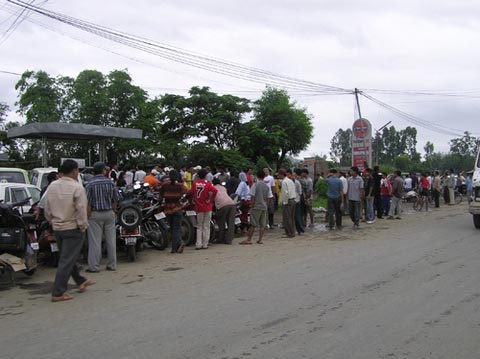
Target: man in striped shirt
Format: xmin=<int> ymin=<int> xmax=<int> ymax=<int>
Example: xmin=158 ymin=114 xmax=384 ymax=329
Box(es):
xmin=86 ymin=162 xmax=121 ymax=272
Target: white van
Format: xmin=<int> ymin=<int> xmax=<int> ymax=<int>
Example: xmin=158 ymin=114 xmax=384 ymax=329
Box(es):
xmin=30 ymin=167 xmax=58 ymax=190
xmin=31 ymin=167 xmax=83 ymax=190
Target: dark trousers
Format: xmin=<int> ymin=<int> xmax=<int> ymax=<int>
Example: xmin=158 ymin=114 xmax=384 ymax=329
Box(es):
xmin=295 ymin=202 xmax=304 ymax=234
xmin=217 ymin=204 xmax=235 ymax=244
xmin=381 ymin=195 xmax=391 ymax=216
xmin=443 ymin=187 xmax=449 ymax=203
xmin=349 ymin=200 xmax=361 ymax=226
xmin=327 ymin=197 xmax=342 ymax=229
xmin=374 ymin=194 xmax=382 ymax=218
xmin=267 ymin=198 xmax=275 ymax=227
xmin=52 ymin=229 xmax=86 ymax=297
xmin=168 ymin=211 xmax=183 ymax=252
xmin=282 ymin=199 xmax=296 ymax=237
xmin=433 ymin=189 xmax=440 ymax=208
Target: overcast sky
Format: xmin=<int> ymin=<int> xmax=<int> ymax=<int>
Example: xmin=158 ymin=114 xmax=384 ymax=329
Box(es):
xmin=1 ymin=0 xmax=479 ymax=159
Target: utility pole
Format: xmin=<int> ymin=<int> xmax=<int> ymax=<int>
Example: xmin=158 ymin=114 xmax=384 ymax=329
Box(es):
xmin=354 ymin=88 xmax=362 ymax=119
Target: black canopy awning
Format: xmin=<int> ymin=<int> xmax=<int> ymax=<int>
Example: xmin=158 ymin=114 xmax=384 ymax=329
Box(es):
xmin=7 ymin=122 xmax=142 ymax=140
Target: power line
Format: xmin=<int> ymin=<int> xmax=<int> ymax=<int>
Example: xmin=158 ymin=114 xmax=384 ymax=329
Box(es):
xmin=5 ymin=0 xmax=352 ymax=95
xmin=359 ymin=91 xmax=466 ymax=137
xmin=0 ymin=69 xmax=21 ymax=75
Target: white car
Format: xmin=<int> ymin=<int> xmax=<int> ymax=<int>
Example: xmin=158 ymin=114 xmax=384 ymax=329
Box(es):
xmin=0 ymin=183 xmax=41 ymax=214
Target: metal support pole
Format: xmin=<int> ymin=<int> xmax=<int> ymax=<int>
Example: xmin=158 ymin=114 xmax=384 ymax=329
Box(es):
xmin=374 ymin=121 xmax=392 ymax=166
xmin=41 ymin=136 xmax=47 ymax=167
xmin=99 ymin=141 xmax=105 ymax=163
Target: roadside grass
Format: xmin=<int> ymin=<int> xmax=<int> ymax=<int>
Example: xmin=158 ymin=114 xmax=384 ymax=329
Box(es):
xmin=312 ymin=197 xmax=327 ymax=209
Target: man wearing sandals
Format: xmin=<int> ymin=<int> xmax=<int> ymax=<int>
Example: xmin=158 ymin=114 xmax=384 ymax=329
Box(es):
xmin=44 ymin=160 xmax=92 ymax=302
xmin=240 ymin=170 xmax=270 ymax=245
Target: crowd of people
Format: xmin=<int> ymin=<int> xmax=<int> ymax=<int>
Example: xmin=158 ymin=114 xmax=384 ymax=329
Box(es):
xmin=41 ymin=160 xmax=318 ymax=302
xmin=39 ymin=159 xmax=473 ymax=302
xmin=322 ymin=166 xmax=473 ymax=233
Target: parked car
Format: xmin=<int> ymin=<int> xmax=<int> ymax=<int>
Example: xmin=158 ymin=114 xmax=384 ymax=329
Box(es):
xmin=0 ymin=167 xmax=30 ymax=184
xmin=0 ymin=183 xmax=41 ymax=213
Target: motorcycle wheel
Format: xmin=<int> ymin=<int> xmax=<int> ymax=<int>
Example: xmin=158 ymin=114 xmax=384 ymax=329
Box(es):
xmin=126 ymin=245 xmax=136 ymax=262
xmin=182 ymin=217 xmax=195 ymax=246
xmin=147 ymin=228 xmax=169 ymax=250
xmin=209 ymin=221 xmax=219 ymax=243
xmin=118 ymin=205 xmax=142 ymax=231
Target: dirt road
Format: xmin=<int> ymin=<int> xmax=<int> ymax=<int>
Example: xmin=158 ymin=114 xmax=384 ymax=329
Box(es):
xmin=1 ymin=203 xmax=479 ymax=359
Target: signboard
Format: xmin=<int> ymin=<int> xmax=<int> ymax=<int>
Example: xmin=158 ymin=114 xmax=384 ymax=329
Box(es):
xmin=351 ymin=118 xmax=372 ymax=170
xmin=61 ymin=158 xmax=86 ymax=168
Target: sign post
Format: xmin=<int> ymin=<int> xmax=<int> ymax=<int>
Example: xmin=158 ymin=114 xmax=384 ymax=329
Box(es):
xmin=352 ymin=118 xmax=372 ymax=170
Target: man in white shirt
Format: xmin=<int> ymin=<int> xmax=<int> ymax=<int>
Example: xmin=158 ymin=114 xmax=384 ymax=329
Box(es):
xmin=263 ymin=167 xmax=275 ymax=229
xmin=134 ymin=166 xmax=146 ymax=182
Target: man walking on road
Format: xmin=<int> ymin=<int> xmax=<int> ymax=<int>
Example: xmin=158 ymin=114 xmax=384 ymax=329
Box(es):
xmin=347 ymin=166 xmax=364 ymax=230
xmin=44 ymin=160 xmax=91 ymax=302
xmin=388 ymin=171 xmax=404 ymax=219
xmin=325 ymin=169 xmax=344 ymax=230
xmin=278 ymin=169 xmax=296 ymax=238
xmin=86 ymin=162 xmax=121 ymax=272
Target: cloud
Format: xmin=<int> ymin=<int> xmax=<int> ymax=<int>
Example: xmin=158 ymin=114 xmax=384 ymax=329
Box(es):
xmin=1 ymin=0 xmax=479 ymax=160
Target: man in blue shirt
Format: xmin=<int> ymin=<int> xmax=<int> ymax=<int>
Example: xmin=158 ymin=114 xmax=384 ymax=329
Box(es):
xmin=86 ymin=162 xmax=121 ymax=272
xmin=325 ymin=169 xmax=344 ymax=230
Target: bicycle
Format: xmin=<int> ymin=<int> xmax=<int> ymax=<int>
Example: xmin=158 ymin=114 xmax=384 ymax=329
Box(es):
xmin=453 ymin=189 xmax=463 ymax=205
xmin=415 ymin=189 xmax=429 ymax=211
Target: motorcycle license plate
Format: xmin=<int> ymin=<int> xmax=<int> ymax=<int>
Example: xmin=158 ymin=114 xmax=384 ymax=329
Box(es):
xmin=235 ymin=217 xmax=241 ymax=225
xmin=125 ymin=237 xmax=137 ymax=245
xmin=50 ymin=243 xmax=59 ymax=252
xmin=30 ymin=242 xmax=39 ymax=251
xmin=186 ymin=211 xmax=196 ymax=216
xmin=154 ymin=212 xmax=166 ymax=220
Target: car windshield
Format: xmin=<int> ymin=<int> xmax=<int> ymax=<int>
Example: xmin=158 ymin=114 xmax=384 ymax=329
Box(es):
xmin=29 ymin=187 xmax=41 ymax=204
xmin=0 ymin=172 xmax=25 ymax=184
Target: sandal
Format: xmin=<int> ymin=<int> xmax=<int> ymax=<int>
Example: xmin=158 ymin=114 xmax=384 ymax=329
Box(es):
xmin=256 ymin=240 xmax=263 ymax=244
xmin=52 ymin=293 xmax=74 ymax=302
xmin=78 ymin=279 xmax=93 ymax=293
xmin=239 ymin=240 xmax=252 ymax=245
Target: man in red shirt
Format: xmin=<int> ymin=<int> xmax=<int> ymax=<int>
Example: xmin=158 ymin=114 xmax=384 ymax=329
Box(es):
xmin=191 ymin=169 xmax=218 ymax=249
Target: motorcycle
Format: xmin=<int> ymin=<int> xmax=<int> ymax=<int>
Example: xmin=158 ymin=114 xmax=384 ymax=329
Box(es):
xmin=0 ymin=198 xmax=39 ymax=284
xmin=116 ymin=182 xmax=169 ymax=261
xmin=30 ymin=202 xmax=59 ymax=267
xmin=402 ymin=190 xmax=418 ymax=203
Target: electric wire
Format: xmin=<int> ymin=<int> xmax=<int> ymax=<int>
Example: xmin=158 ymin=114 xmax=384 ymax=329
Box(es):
xmin=5 ymin=0 xmax=352 ymax=95
xmin=359 ymin=91 xmax=465 ymax=137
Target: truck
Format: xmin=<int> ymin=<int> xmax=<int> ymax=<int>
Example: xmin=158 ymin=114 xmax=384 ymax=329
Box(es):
xmin=469 ymin=146 xmax=480 ymax=229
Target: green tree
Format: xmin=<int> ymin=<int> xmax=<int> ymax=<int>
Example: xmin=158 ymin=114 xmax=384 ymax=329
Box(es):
xmin=330 ymin=128 xmax=352 ymax=165
xmin=187 ymin=86 xmax=250 ymax=150
xmin=449 ymin=131 xmax=479 ymax=157
xmin=0 ymin=102 xmax=8 ymax=124
xmin=252 ymin=87 xmax=313 ymax=169
xmin=71 ymin=69 xmax=109 ymax=125
xmin=400 ymin=126 xmax=420 ymax=163
xmin=15 ymin=70 xmax=63 ymax=123
xmin=424 ymin=141 xmax=434 ymax=160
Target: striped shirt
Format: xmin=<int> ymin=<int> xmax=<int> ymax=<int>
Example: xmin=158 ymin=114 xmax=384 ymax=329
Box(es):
xmin=86 ymin=175 xmax=121 ymax=211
